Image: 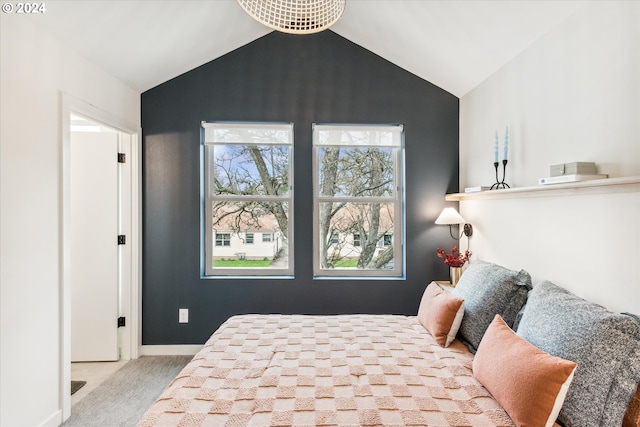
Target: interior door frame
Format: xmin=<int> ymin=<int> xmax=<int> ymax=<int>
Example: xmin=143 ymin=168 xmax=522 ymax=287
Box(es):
xmin=60 ymin=93 xmax=141 ymax=421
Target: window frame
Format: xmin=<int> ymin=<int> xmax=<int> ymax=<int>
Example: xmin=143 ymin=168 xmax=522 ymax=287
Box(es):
xmin=215 ymin=233 xmax=231 ymax=247
xmin=312 ymin=123 xmax=405 ymax=278
xmin=202 ymin=121 xmax=294 ymax=277
xmin=330 ymin=232 xmax=339 ymax=245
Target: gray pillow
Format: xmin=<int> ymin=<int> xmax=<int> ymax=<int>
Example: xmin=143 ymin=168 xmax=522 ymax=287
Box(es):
xmin=516 ymin=280 xmax=640 ymax=427
xmin=450 ymin=261 xmax=531 ymax=351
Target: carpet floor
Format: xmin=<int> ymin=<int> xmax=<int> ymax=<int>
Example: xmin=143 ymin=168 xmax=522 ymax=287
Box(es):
xmin=62 ymin=355 xmax=192 ymax=427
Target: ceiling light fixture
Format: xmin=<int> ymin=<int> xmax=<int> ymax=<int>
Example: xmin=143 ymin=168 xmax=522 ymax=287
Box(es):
xmin=237 ymin=0 xmax=346 ymax=35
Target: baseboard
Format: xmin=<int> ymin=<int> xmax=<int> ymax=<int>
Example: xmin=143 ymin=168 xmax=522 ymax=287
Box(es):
xmin=140 ymin=345 xmax=202 ymax=356
xmin=38 ymin=410 xmax=62 ymax=427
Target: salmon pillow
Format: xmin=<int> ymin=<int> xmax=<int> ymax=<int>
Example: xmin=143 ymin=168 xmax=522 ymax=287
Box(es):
xmin=417 ymin=283 xmax=464 ymax=347
xmin=473 ymin=315 xmax=577 ymax=427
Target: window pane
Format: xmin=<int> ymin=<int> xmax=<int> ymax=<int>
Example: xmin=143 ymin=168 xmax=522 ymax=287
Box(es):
xmin=210 ymin=201 xmax=288 ymax=269
xmin=215 ymin=233 xmax=230 ymax=247
xmin=204 ymin=124 xmax=293 ymax=145
xmin=203 ymin=122 xmax=293 ymax=276
xmin=316 ymin=125 xmax=402 ymax=147
xmin=313 ymin=123 xmax=403 ymax=278
xmin=212 ymin=145 xmax=290 ymax=197
xmin=318 ymin=202 xmax=394 ymax=270
xmin=318 ymin=147 xmax=394 ymax=198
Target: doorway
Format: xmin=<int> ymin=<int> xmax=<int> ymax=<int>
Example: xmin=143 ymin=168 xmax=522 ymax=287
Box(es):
xmin=61 ymin=94 xmax=140 ymax=421
xmin=70 ymin=115 xmax=123 ymax=362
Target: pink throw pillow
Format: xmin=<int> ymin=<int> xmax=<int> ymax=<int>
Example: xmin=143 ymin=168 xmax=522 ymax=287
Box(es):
xmin=473 ymin=315 xmax=577 ymax=427
xmin=417 ymin=283 xmax=464 ymax=347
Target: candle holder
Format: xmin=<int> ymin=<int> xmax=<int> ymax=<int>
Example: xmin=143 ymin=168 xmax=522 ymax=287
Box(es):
xmin=490 ymin=159 xmax=510 ymax=190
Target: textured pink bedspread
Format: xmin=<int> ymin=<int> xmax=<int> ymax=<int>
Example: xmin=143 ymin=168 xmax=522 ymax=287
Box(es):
xmin=138 ymin=314 xmax=514 ymax=427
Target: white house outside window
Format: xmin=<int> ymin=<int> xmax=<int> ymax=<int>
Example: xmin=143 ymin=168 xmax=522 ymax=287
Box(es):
xmin=203 ymin=122 xmax=294 ymax=276
xmin=312 ymin=124 xmax=404 ymax=277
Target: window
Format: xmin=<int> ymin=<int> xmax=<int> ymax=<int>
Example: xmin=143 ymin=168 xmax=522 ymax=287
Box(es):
xmin=313 ymin=124 xmax=404 ymax=277
xmin=203 ymin=122 xmax=294 ymax=276
xmin=215 ymin=233 xmax=231 ymax=247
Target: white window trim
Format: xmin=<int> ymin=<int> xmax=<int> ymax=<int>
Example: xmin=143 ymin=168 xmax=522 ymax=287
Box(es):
xmin=215 ymin=233 xmax=231 ymax=247
xmin=202 ymin=121 xmax=294 ymax=277
xmin=312 ymin=123 xmax=404 ymax=278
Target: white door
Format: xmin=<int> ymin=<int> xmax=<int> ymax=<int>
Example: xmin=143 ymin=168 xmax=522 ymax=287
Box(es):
xmin=70 ymin=131 xmax=119 ymax=361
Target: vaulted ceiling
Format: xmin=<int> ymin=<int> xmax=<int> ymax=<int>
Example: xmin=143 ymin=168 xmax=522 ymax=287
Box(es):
xmin=35 ymin=0 xmax=585 ymax=97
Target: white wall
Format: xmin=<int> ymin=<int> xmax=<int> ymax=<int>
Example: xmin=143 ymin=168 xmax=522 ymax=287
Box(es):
xmin=459 ymin=1 xmax=639 ymax=314
xmin=0 ymin=17 xmax=140 ymax=427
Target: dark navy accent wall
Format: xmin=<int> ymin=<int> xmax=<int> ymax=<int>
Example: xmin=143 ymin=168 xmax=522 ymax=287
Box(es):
xmin=141 ymin=31 xmax=459 ymax=344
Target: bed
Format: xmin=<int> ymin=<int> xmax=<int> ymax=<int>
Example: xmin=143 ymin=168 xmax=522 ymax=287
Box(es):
xmin=138 ymin=313 xmax=514 ymax=427
xmin=138 ymin=262 xmax=640 ymax=427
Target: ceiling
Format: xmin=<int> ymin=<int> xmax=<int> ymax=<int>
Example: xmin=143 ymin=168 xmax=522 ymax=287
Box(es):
xmin=35 ymin=0 xmax=586 ymax=97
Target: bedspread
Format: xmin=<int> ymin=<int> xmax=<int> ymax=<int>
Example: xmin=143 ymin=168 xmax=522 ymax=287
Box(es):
xmin=138 ymin=314 xmax=515 ymax=427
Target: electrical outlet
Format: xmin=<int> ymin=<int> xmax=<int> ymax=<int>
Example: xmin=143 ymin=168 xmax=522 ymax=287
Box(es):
xmin=179 ymin=308 xmax=189 ymax=323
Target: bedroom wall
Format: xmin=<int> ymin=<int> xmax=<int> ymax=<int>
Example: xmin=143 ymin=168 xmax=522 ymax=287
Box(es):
xmin=0 ymin=17 xmax=140 ymax=427
xmin=141 ymin=30 xmax=459 ymax=345
xmin=459 ymin=1 xmax=640 ymax=314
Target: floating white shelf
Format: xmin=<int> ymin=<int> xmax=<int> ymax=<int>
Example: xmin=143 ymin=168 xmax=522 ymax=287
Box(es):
xmin=445 ymin=176 xmax=640 ymax=201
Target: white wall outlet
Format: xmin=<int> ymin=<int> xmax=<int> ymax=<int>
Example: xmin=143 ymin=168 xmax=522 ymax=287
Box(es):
xmin=178 ymin=308 xmax=189 ymax=323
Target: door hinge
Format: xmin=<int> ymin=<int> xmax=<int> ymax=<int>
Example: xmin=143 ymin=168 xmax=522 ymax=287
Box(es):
xmin=117 ymin=153 xmax=126 ymax=163
xmin=118 ymin=235 xmax=126 ymax=245
xmin=117 ymin=316 xmax=126 ymax=328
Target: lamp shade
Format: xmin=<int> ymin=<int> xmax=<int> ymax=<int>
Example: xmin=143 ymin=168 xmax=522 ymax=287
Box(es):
xmin=237 ymin=0 xmax=346 ymax=35
xmin=435 ymin=208 xmax=466 ymax=225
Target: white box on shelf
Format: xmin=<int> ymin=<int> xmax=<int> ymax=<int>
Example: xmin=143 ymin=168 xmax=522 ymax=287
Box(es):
xmin=538 ymin=174 xmax=608 ymax=185
xmin=464 ymin=186 xmax=491 ymax=193
xmin=550 ymin=162 xmax=597 ymax=177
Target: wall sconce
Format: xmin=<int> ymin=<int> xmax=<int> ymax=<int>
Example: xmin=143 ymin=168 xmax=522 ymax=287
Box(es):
xmin=435 ymin=207 xmax=473 ymax=240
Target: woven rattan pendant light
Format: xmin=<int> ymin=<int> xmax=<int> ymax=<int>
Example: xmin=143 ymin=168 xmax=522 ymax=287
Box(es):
xmin=237 ymin=0 xmax=346 ymax=35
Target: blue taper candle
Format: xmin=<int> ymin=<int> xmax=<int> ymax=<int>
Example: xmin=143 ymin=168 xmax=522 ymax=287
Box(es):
xmin=503 ymin=126 xmax=509 ymax=160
